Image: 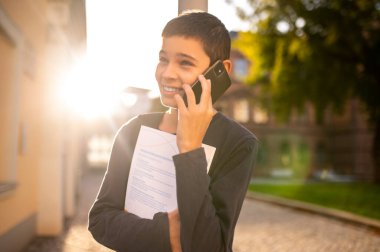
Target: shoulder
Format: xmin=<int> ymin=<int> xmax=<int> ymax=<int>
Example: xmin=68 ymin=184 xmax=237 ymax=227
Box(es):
xmin=211 ymin=112 xmax=258 ymax=148
xmin=136 ymin=112 xmax=164 ymax=126
xmin=205 ymin=112 xmax=258 ymax=165
xmin=114 ymin=112 xmax=164 ymax=143
xmin=206 ymin=113 xmax=258 ymax=177
xmin=118 ymin=112 xmax=164 ymax=133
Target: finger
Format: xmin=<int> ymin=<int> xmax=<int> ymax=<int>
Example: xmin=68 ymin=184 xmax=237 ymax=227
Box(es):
xmin=208 ymin=92 xmax=213 ymax=111
xmin=183 ymin=84 xmax=196 ymax=107
xmin=174 ymin=94 xmax=187 ymax=111
xmin=199 ymin=75 xmax=212 ymax=105
xmin=169 ymin=209 xmax=179 ymax=216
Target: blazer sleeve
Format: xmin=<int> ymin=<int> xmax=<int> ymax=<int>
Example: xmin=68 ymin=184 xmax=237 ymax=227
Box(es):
xmin=173 ymin=136 xmax=258 ymax=252
xmin=88 ymin=121 xmax=171 ymax=252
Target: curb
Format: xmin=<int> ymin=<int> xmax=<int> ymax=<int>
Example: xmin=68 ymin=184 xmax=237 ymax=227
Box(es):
xmin=245 ymin=191 xmax=380 ymax=233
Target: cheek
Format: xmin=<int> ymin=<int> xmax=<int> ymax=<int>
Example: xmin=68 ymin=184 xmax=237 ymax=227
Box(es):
xmin=183 ymin=72 xmax=199 ymax=85
xmin=155 ymin=65 xmax=162 ymax=82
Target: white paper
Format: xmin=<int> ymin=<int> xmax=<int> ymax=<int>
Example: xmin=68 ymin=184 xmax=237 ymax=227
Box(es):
xmin=124 ymin=126 xmax=216 ymax=219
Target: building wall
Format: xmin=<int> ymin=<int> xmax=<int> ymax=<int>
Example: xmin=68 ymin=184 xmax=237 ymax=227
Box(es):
xmin=220 ymin=50 xmax=375 ymax=180
xmin=0 ymin=0 xmax=47 ymax=237
xmin=0 ymin=0 xmax=86 ymax=251
xmin=219 ymin=88 xmax=375 ymax=180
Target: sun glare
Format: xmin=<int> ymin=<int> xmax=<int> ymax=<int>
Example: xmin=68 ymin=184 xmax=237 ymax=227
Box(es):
xmin=59 ymin=57 xmax=123 ymax=120
xmin=85 ymin=0 xmax=177 ymax=92
xmin=58 ymin=1 xmax=178 ymax=119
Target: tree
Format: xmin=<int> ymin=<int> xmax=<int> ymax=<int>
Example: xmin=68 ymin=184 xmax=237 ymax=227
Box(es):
xmin=230 ymin=0 xmax=380 ymax=181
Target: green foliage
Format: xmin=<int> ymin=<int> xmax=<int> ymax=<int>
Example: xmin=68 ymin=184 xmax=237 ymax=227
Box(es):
xmin=231 ymin=0 xmax=380 ymax=122
xmin=231 ymin=0 xmax=380 ymax=181
xmin=232 ymin=32 xmax=275 ymax=85
xmin=249 ymin=182 xmax=380 ymax=220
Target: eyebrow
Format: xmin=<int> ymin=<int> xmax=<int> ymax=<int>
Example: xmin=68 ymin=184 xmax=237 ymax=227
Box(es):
xmin=177 ymin=53 xmax=197 ymax=62
xmin=159 ymin=50 xmax=198 ymax=62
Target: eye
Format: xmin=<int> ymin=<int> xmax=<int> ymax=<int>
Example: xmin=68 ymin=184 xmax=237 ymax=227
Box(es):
xmin=159 ymin=56 xmax=168 ymax=64
xmin=180 ymin=60 xmax=194 ymax=67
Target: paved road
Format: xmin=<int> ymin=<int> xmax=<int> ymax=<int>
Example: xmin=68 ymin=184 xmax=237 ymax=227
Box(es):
xmin=234 ymin=199 xmax=380 ymax=252
xmin=24 ymin=171 xmax=380 ymax=252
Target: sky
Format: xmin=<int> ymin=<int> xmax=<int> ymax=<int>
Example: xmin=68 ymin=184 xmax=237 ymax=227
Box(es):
xmin=84 ymin=0 xmax=251 ymax=94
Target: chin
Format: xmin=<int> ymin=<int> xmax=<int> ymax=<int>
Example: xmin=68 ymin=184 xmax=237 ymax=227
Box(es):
xmin=160 ymin=96 xmax=178 ymax=109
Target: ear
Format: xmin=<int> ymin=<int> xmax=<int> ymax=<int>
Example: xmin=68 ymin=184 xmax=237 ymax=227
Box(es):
xmin=222 ymin=60 xmax=232 ymax=74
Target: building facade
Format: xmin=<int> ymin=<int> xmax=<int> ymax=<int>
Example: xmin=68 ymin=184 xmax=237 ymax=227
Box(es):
xmin=0 ymin=1 xmax=86 ymax=251
xmin=217 ymin=49 xmax=375 ymax=181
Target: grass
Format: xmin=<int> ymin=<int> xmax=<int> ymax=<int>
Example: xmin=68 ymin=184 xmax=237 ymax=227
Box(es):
xmin=249 ymin=182 xmax=380 ymax=220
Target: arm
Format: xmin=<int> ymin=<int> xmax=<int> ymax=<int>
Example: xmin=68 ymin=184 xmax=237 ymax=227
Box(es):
xmin=168 ymin=209 xmax=182 ymax=252
xmin=88 ymin=122 xmax=171 ymax=252
xmin=172 ymin=75 xmax=257 ymax=251
xmin=173 ymin=139 xmax=257 ymax=252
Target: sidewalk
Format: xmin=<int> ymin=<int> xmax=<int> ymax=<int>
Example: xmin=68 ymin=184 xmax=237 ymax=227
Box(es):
xmin=24 ymin=170 xmax=112 ymax=252
xmin=24 ymin=170 xmax=380 ymax=251
xmin=233 ymin=197 xmax=380 ymax=252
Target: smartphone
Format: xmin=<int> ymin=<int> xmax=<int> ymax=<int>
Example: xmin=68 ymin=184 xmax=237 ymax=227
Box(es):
xmin=183 ymin=60 xmax=231 ymax=106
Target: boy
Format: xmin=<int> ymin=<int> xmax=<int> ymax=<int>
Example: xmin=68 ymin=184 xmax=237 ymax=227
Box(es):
xmin=88 ymin=10 xmax=258 ymax=252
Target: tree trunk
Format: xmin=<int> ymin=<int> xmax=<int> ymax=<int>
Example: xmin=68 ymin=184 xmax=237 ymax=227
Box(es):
xmin=373 ymin=116 xmax=380 ymax=183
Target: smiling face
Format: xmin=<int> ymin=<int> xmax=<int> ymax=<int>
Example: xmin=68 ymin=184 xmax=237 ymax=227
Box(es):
xmin=155 ymin=36 xmax=211 ymax=108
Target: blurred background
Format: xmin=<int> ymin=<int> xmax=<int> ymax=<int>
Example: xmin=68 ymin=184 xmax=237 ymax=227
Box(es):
xmin=0 ymin=0 xmax=379 ymax=251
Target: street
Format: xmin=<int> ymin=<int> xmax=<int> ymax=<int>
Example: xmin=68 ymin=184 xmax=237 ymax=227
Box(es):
xmin=24 ymin=170 xmax=380 ymax=252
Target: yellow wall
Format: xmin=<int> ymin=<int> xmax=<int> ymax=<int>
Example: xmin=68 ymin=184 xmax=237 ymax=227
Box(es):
xmin=0 ymin=0 xmax=85 ymax=239
xmin=0 ymin=27 xmax=16 ymax=181
xmin=0 ymin=0 xmax=47 ymax=235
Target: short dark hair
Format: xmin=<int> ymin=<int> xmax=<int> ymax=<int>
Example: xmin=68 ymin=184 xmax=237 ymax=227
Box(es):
xmin=162 ymin=10 xmax=231 ymax=64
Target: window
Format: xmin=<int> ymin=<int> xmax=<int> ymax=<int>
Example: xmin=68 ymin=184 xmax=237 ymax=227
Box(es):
xmin=257 ymin=140 xmax=269 ymax=166
xmin=279 ymin=141 xmax=292 ymax=168
xmin=233 ymin=99 xmax=250 ymax=123
xmin=86 ymin=135 xmax=113 ymax=168
xmin=293 ymin=142 xmax=311 ymax=177
xmin=296 ymin=142 xmax=310 ymax=166
xmin=315 ymin=142 xmax=329 ymax=167
xmin=233 ymin=58 xmax=249 ymax=80
xmin=253 ymin=106 xmax=269 ymax=124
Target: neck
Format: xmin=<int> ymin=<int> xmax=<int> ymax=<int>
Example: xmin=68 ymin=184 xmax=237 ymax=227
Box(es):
xmin=159 ymin=107 xmax=218 ymax=133
xmin=159 ymin=108 xmax=178 ymax=133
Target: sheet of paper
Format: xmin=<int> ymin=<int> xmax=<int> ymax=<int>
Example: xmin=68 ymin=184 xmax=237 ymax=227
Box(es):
xmin=124 ymin=126 xmax=216 ymax=219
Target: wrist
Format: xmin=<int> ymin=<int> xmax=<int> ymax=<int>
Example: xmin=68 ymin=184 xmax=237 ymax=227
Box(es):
xmin=168 ymin=210 xmax=182 ymax=252
xmin=179 ymin=144 xmax=202 ymax=154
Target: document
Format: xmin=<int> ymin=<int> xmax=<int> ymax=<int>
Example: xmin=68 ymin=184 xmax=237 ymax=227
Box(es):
xmin=124 ymin=126 xmax=216 ymax=219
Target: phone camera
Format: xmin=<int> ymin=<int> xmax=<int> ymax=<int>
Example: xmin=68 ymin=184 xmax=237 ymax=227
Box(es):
xmin=214 ymin=65 xmax=224 ymax=77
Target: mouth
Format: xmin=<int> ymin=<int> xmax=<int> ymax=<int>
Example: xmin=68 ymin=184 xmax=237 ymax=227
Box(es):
xmin=162 ymin=85 xmax=183 ymax=94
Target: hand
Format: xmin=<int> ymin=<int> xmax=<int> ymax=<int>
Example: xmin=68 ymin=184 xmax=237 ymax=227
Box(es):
xmin=174 ymin=75 xmax=214 ymax=153
xmin=168 ymin=209 xmax=182 ymax=252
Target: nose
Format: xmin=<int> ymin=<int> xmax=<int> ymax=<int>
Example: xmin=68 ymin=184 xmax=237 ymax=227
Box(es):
xmin=161 ymin=62 xmax=177 ymax=80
